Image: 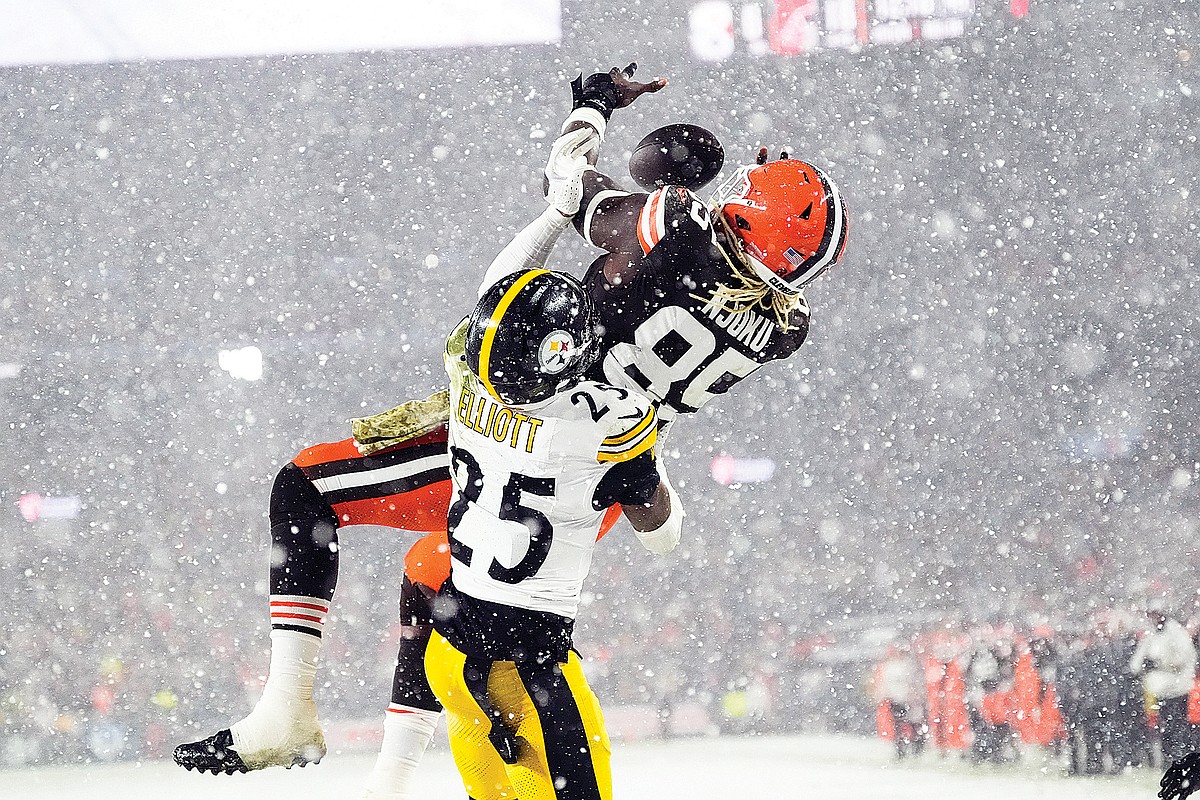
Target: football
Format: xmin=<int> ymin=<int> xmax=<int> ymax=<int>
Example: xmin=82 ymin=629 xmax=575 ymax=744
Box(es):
xmin=628 ymin=123 xmax=725 ymax=192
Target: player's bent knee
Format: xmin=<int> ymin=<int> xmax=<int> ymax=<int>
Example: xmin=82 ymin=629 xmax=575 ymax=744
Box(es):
xmin=269 ymin=462 xmax=337 ymax=528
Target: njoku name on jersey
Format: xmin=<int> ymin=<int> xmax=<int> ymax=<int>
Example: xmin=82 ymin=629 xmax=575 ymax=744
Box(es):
xmin=584 ymin=185 xmax=811 ymax=416
xmin=445 ymin=368 xmax=655 ymax=620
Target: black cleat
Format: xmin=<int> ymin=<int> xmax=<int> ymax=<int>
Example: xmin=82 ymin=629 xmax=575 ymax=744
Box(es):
xmin=174 ymin=729 xmax=250 ymax=775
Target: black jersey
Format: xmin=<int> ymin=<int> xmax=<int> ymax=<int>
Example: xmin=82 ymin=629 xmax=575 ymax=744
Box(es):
xmin=583 ymin=185 xmax=809 ymax=418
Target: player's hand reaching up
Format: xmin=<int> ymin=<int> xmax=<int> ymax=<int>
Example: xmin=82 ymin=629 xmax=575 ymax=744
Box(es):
xmin=605 ymin=62 xmax=668 ymax=110
xmin=545 ymin=127 xmax=596 ymax=217
xmin=545 ymin=62 xmax=665 ymax=213
xmin=571 ymin=62 xmax=667 ymax=119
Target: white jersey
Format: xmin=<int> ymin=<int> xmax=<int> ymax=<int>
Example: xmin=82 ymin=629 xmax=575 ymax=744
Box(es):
xmin=1131 ymin=618 xmax=1198 ymax=699
xmin=443 ymin=342 xmax=657 ymax=620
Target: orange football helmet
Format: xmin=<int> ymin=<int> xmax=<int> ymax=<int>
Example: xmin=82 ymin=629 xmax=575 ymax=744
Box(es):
xmin=710 ymin=157 xmax=848 ymax=294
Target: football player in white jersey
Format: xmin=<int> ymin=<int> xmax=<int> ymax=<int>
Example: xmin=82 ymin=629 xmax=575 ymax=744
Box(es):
xmin=424 ymin=149 xmax=682 ymax=800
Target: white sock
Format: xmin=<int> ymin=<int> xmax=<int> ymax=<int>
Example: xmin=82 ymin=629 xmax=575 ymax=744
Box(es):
xmin=262 ymin=628 xmax=321 ymax=699
xmin=231 ymin=629 xmax=324 ymax=760
xmin=360 ymin=706 xmax=441 ymax=799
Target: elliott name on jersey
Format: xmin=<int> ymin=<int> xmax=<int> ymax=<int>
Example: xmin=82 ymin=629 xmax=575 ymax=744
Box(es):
xmin=439 ymin=323 xmax=659 ymax=664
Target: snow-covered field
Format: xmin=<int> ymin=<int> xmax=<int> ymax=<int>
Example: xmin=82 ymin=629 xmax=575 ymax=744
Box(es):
xmin=1 ymin=734 xmax=1161 ymax=799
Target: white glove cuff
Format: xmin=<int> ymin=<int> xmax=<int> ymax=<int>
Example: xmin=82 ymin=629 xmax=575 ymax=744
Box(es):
xmin=537 ymin=204 xmax=573 ymax=231
xmin=635 ymin=463 xmax=683 ymax=555
xmin=560 ymin=107 xmax=607 ymax=141
xmin=635 ymin=521 xmax=680 ymax=556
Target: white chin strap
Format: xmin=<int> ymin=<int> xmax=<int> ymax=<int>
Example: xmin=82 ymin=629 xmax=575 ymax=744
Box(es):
xmin=744 ymin=252 xmax=803 ymax=297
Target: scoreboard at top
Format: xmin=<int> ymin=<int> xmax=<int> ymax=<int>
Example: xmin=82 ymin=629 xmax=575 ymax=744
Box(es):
xmin=688 ymin=0 xmax=1029 ymax=60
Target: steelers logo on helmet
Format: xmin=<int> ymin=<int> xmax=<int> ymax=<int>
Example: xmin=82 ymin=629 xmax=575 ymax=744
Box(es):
xmin=466 ymin=269 xmax=599 ymax=406
xmin=538 ymin=330 xmax=576 ymax=375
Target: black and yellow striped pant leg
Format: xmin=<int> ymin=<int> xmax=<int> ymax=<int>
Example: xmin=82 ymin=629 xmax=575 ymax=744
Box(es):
xmin=425 ymin=633 xmax=612 ymax=800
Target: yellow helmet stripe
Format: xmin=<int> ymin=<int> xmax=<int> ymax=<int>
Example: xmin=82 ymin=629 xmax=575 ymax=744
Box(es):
xmin=478 ymin=269 xmax=549 ymax=402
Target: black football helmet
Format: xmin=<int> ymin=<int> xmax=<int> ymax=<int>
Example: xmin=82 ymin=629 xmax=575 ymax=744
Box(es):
xmin=466 ymin=269 xmax=599 ymax=405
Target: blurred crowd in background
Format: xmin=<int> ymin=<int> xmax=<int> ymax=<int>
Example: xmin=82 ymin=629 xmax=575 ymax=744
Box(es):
xmin=2 ymin=0 xmax=1196 ymax=770
xmin=870 ymin=604 xmax=1200 ymax=775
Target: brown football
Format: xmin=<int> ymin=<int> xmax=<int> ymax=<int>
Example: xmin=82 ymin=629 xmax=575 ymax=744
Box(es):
xmin=628 ymin=123 xmax=725 ymax=192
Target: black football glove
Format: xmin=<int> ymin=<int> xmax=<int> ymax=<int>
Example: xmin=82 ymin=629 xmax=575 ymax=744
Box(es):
xmin=569 ymin=63 xmax=664 ymax=120
xmin=569 ymin=66 xmax=631 ymax=120
xmin=1162 ymin=753 xmax=1200 ymax=800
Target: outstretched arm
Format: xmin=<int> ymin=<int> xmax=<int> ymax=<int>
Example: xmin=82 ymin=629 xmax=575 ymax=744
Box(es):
xmin=555 ymin=63 xmax=668 ymax=164
xmin=544 ymin=63 xmax=668 ymax=286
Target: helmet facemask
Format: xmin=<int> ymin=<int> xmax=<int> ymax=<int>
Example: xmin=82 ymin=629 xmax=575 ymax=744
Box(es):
xmin=710 ymin=164 xmax=800 ymax=295
xmin=696 ymin=212 xmax=808 ymax=334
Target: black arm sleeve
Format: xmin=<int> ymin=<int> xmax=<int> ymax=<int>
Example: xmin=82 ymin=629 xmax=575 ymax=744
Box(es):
xmin=592 ymin=450 xmax=660 ymax=509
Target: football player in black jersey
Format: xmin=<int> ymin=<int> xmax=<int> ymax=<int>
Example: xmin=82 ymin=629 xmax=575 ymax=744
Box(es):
xmin=173 ymin=63 xmax=848 ymax=798
xmin=556 ymin=64 xmax=849 ymax=428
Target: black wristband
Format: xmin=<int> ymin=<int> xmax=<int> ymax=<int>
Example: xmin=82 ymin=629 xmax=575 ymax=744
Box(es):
xmin=570 ymin=72 xmax=621 ymax=120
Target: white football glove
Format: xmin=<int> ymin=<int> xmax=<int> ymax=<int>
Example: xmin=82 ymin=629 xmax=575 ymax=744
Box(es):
xmin=634 ymin=453 xmax=684 ymax=555
xmin=546 ymin=153 xmax=589 ymax=217
xmin=545 ymin=127 xmax=598 ymax=217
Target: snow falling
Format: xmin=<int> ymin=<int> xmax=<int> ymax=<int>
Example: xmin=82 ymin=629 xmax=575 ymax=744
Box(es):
xmin=1 ymin=0 xmax=1196 ymax=795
